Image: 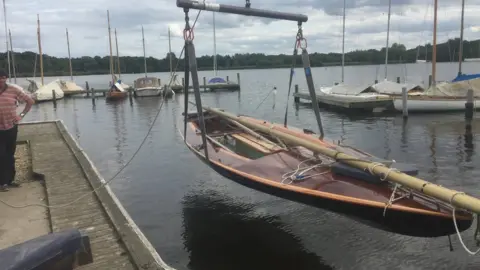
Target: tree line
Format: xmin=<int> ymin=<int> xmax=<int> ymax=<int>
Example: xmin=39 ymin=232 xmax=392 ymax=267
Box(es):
xmin=1 ymin=38 xmax=478 ymax=77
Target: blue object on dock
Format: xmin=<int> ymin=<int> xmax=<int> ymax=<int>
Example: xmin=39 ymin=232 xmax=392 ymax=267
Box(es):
xmin=305 ymin=67 xmax=311 ymax=76
xmin=0 ymin=228 xmax=92 ymax=270
xmin=208 ymin=77 xmax=227 ymax=84
xmin=452 ymin=73 xmax=480 ymax=82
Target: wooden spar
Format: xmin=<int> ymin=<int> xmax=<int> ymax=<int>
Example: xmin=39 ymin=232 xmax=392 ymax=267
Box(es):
xmin=432 ymin=0 xmax=438 ymax=86
xmin=115 ymin=28 xmax=121 ymax=79
xmin=66 ymin=28 xmax=73 ymax=81
xmin=224 ymin=117 xmax=282 ymax=149
xmin=37 ymin=14 xmax=44 ymax=85
xmin=8 ymin=29 xmax=16 ymax=83
xmin=203 ymin=106 xmax=480 ymax=215
xmin=107 ymin=10 xmax=115 ymax=85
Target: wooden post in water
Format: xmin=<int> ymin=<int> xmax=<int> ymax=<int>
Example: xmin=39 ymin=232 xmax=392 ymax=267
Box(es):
xmin=85 ymin=81 xmax=90 ymax=97
xmin=396 ymin=77 xmax=400 ymax=83
xmin=294 ymin=84 xmax=299 ymax=103
xmin=182 ymin=77 xmax=185 ymax=87
xmin=203 ymin=77 xmax=207 ymax=91
xmin=91 ymin=88 xmax=95 ymax=106
xmin=428 ymin=75 xmax=432 ymax=87
xmin=237 ymin=73 xmax=240 ymax=88
xmin=226 ymin=75 xmax=229 ymax=82
xmin=52 ymin=90 xmax=57 ymax=108
xmin=465 ymin=89 xmax=474 ymax=120
xmin=401 ymin=86 xmax=408 ymax=118
xmin=128 ymin=88 xmax=133 ymax=102
xmin=375 ymin=79 xmax=378 ymax=84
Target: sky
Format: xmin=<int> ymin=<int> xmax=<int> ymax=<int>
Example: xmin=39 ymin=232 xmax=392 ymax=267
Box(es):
xmin=2 ymin=0 xmax=480 ymax=59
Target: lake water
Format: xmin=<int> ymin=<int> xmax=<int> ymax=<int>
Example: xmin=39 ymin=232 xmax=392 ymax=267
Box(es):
xmin=19 ymin=62 xmax=480 ymax=269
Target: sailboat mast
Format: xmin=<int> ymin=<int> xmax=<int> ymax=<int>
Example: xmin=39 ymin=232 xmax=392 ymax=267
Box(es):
xmin=107 ymin=10 xmax=115 ymax=85
xmin=168 ymin=27 xmax=172 ymax=76
xmin=3 ymin=0 xmax=11 ymax=82
xmin=432 ymin=0 xmax=438 ymax=86
xmin=37 ymin=14 xmax=44 ymax=85
xmin=8 ymin=29 xmax=16 ymax=83
xmin=66 ymin=28 xmax=73 ymax=81
xmin=213 ymin=12 xmax=217 ymax=76
xmin=142 ymin=26 xmax=147 ymax=78
xmin=115 ymin=28 xmax=121 ymax=79
xmin=458 ymin=0 xmax=465 ymax=76
xmin=341 ymin=0 xmax=345 ymax=83
xmin=384 ymin=0 xmax=391 ymax=79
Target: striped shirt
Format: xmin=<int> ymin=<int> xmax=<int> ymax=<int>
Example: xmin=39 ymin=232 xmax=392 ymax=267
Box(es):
xmin=0 ymin=84 xmax=34 ymax=130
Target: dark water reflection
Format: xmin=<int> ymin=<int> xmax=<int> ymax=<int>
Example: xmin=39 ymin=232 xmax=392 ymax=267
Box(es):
xmin=181 ymin=190 xmax=333 ymax=270
xmin=18 ymin=66 xmax=480 ymax=270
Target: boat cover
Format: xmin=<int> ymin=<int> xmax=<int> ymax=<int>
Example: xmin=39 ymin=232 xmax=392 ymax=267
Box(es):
xmin=452 ymin=73 xmax=480 ymax=82
xmin=370 ymin=79 xmax=424 ymax=95
xmin=208 ymin=77 xmax=227 ymax=84
xmin=0 ymin=229 xmax=87 ymax=270
xmin=423 ymin=77 xmax=480 ymax=97
xmin=331 ymin=161 xmax=418 ymax=185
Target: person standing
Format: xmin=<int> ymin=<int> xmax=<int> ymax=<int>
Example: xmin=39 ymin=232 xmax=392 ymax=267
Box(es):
xmin=0 ymin=69 xmax=34 ymax=191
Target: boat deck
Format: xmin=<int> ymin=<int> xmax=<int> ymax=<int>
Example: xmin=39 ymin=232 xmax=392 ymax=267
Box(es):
xmin=0 ymin=121 xmax=166 ymax=269
xmin=293 ymin=91 xmax=394 ymax=112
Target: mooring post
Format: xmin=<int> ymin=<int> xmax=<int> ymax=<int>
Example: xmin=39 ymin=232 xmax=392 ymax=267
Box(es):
xmin=52 ymin=90 xmax=57 ymax=108
xmin=334 ymin=82 xmax=339 ymax=85
xmin=428 ymin=75 xmax=432 ymax=87
xmin=91 ymin=88 xmax=95 ymax=106
xmin=465 ymin=89 xmax=474 ymax=120
xmin=294 ymin=84 xmax=299 ymax=103
xmin=203 ymin=77 xmax=207 ymax=91
xmin=226 ymin=75 xmax=229 ymax=82
xmin=397 ymin=77 xmax=400 ymax=83
xmin=128 ymin=88 xmax=133 ymax=102
xmin=85 ymin=81 xmax=90 ymax=97
xmin=237 ymin=73 xmax=240 ymax=88
xmin=402 ymin=86 xmax=408 ymax=118
xmin=375 ymin=79 xmax=378 ymax=84
xmin=182 ymin=77 xmax=185 ymax=87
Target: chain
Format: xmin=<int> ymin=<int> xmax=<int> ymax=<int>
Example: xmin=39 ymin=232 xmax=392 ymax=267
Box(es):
xmin=296 ymin=22 xmax=307 ymax=49
xmin=183 ymin=8 xmax=194 ymax=41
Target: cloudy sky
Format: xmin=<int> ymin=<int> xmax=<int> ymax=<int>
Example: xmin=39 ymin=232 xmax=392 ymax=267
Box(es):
xmin=3 ymin=0 xmax=480 ymax=59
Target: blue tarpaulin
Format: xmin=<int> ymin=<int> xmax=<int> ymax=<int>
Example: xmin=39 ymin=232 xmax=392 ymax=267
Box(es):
xmin=208 ymin=77 xmax=227 ymax=84
xmin=452 ymin=73 xmax=480 ymax=82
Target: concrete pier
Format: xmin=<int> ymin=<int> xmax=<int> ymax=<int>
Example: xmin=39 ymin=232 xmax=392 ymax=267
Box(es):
xmin=0 ymin=121 xmax=168 ymax=270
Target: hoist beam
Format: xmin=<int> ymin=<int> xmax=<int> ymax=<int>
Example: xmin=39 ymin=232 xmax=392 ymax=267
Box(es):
xmin=176 ymin=0 xmax=308 ymax=22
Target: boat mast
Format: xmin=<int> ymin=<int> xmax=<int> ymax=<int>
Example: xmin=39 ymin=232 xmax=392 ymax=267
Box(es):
xmin=107 ymin=10 xmax=114 ymax=85
xmin=3 ymin=0 xmax=11 ymax=82
xmin=115 ymin=28 xmax=121 ymax=79
xmin=213 ymin=12 xmax=217 ymax=76
xmin=8 ymin=29 xmax=16 ymax=83
xmin=66 ymin=28 xmax=73 ymax=81
xmin=168 ymin=27 xmax=173 ymax=77
xmin=37 ymin=14 xmax=44 ymax=85
xmin=341 ymin=0 xmax=345 ymax=83
xmin=458 ymin=0 xmax=465 ymax=76
xmin=384 ymin=0 xmax=392 ymax=79
xmin=142 ymin=25 xmax=147 ymax=78
xmin=432 ymin=0 xmax=438 ymax=86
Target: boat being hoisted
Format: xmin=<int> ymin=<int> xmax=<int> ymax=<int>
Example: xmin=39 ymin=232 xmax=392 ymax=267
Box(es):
xmin=176 ymin=0 xmax=480 ymax=243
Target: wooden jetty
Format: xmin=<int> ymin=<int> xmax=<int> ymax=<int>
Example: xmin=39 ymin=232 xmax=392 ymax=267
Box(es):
xmin=171 ymin=73 xmax=241 ymax=92
xmin=293 ymin=85 xmax=394 ymax=113
xmin=0 ymin=121 xmax=169 ymax=269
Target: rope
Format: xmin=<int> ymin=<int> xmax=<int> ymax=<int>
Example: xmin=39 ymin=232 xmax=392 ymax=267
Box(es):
xmin=0 ymin=101 xmax=165 ymax=209
xmin=0 ymin=10 xmax=206 ymax=210
xmin=281 ymin=157 xmax=331 ymax=185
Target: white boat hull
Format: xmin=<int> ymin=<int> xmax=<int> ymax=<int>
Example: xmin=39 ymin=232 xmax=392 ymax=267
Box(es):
xmin=135 ymin=87 xmax=162 ymax=97
xmin=393 ymin=98 xmax=480 ymax=112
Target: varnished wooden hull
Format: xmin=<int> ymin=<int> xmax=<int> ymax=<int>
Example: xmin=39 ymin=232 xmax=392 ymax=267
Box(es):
xmin=181 ymin=113 xmax=473 ymax=237
xmin=106 ymin=91 xmax=128 ymax=101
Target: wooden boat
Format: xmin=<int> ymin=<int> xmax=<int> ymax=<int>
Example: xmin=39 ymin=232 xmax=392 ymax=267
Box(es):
xmin=180 ymin=108 xmax=473 ymax=238
xmin=106 ymin=82 xmax=128 ymax=101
